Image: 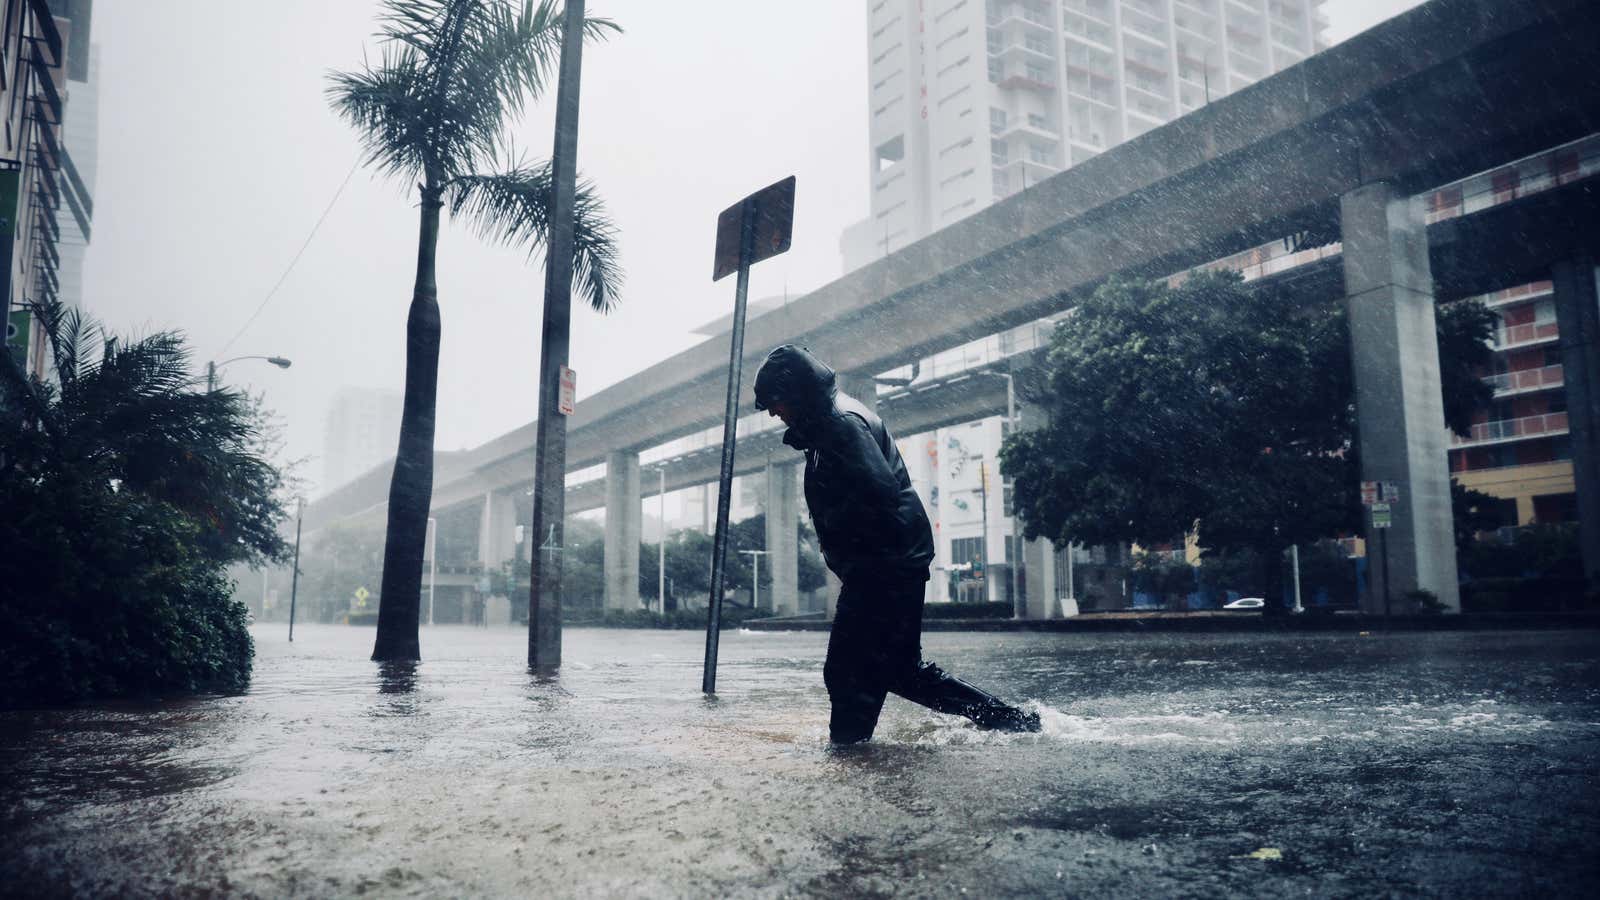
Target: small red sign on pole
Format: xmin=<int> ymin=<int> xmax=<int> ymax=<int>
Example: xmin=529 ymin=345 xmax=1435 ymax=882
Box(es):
xmin=1360 ymin=481 xmax=1379 ymax=506
xmin=558 ymin=365 xmax=577 ymax=416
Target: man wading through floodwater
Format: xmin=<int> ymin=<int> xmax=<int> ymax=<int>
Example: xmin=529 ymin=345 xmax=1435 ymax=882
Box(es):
xmin=754 ymin=345 xmax=1041 ymax=742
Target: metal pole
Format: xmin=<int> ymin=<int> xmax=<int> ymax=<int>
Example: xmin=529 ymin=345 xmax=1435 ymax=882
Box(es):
xmin=1380 ymin=528 xmax=1391 ymax=623
xmin=978 ymin=461 xmax=990 ymax=603
xmin=207 ymin=360 xmax=216 ymax=392
xmin=658 ymin=466 xmax=667 ymax=614
xmin=1290 ymin=543 xmax=1303 ymax=614
xmin=427 ymin=516 xmax=437 ymax=626
xmin=262 ymin=568 xmax=269 ymax=618
xmin=1066 ymin=542 xmax=1075 ymax=606
xmin=528 ymin=0 xmax=586 ymax=671
xmin=1005 ymin=375 xmax=1023 ymax=619
xmin=288 ymin=499 xmax=303 ymax=641
xmin=703 ymin=200 xmax=756 ymax=695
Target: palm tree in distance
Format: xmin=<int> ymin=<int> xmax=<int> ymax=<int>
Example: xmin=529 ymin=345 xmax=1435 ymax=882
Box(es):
xmin=328 ymin=0 xmax=622 ymax=661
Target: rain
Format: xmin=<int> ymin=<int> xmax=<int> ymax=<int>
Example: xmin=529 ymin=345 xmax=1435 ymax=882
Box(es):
xmin=3 ymin=1 xmax=1598 ymax=896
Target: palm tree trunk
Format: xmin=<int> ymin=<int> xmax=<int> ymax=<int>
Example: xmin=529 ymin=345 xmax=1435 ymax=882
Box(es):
xmin=372 ymin=184 xmax=444 ymax=662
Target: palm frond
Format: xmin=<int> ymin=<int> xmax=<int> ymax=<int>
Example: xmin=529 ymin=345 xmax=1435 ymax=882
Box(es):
xmin=326 ymin=47 xmax=433 ymax=183
xmin=329 ymin=1 xmax=621 ymax=186
xmin=446 ymin=163 xmax=623 ymax=312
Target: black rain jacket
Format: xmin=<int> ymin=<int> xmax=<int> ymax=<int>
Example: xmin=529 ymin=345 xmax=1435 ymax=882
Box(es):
xmin=754 ymin=345 xmax=935 ymax=583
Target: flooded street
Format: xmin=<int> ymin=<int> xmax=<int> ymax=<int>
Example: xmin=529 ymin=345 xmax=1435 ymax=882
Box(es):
xmin=3 ymin=625 xmax=1599 ymax=898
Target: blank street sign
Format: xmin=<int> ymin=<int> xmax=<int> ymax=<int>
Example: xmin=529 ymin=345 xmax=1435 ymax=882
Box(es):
xmin=712 ymin=175 xmax=795 ymax=281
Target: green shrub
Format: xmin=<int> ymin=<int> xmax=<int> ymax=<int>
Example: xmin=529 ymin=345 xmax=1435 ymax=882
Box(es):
xmin=0 ymin=479 xmax=254 ymax=707
xmin=0 ymin=301 xmax=281 ymax=707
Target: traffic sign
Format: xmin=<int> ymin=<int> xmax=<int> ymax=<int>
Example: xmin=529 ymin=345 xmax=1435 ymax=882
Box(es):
xmin=1381 ymin=481 xmax=1400 ymax=503
xmin=354 ymin=585 xmax=370 ymax=602
xmin=1360 ymin=481 xmax=1378 ymax=505
xmin=712 ymin=175 xmax=795 ymax=281
xmin=1371 ymin=503 xmax=1392 ymax=529
xmin=558 ymin=365 xmax=577 ymax=416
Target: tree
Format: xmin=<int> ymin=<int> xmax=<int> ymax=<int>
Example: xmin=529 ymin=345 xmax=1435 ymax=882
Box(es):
xmin=1001 ymin=271 xmax=1495 ymax=607
xmin=328 ymin=0 xmax=623 ymax=661
xmin=0 ymin=302 xmax=289 ymax=705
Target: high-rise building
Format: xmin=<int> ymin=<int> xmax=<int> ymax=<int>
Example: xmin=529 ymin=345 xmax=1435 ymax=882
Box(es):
xmin=322 ymin=387 xmax=403 ymax=494
xmin=2 ymin=0 xmax=94 ymax=378
xmin=841 ymin=0 xmax=1326 ymax=272
xmin=56 ymin=36 xmax=97 ymax=316
xmin=1437 ymin=135 xmax=1600 ymax=529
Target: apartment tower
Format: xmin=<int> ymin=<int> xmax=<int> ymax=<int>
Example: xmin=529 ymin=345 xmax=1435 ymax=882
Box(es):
xmin=842 ymin=0 xmax=1327 ymax=271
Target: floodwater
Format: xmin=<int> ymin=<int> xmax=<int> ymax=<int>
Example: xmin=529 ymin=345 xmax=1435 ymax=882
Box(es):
xmin=2 ymin=625 xmax=1598 ymax=898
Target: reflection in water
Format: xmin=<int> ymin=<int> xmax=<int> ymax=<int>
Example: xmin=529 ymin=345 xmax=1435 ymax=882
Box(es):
xmin=0 ymin=625 xmax=1595 ymax=897
xmin=376 ymin=660 xmax=419 ymax=694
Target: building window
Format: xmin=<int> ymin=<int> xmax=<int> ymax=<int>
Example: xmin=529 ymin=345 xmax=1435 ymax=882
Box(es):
xmin=951 ymin=536 xmax=984 ymax=567
xmin=990 ymin=106 xmax=1007 ymax=132
xmin=876 ymin=135 xmax=906 ymax=171
xmin=991 ymin=138 xmax=1008 ymax=165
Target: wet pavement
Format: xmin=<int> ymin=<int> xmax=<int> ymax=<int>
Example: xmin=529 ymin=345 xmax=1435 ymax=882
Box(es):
xmin=2 ymin=625 xmax=1598 ymax=898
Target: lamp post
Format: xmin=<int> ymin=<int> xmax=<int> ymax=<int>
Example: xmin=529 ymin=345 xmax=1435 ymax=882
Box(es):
xmin=425 ymin=516 xmax=437 ymax=626
xmin=206 ymin=355 xmax=291 ymax=391
xmin=740 ymin=549 xmax=770 ymax=613
xmin=980 ymin=370 xmax=1025 ymax=618
xmin=655 ymin=464 xmax=668 ymax=614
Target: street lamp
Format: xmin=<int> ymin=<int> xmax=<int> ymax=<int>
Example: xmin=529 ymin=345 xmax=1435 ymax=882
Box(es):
xmin=740 ymin=549 xmax=770 ymax=613
xmin=655 ymin=464 xmax=668 ymax=614
xmin=979 ymin=369 xmax=1025 ymax=619
xmin=425 ymin=516 xmax=437 ymax=626
xmin=207 ymin=355 xmax=291 ymax=391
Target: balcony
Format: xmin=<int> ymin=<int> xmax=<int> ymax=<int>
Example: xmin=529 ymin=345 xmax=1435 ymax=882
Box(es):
xmin=1493 ymin=321 xmax=1559 ymax=350
xmin=995 ymin=72 xmax=1057 ymax=93
xmin=988 ymin=3 xmax=1054 ymax=33
xmin=993 ymin=157 xmax=1060 ymax=185
xmin=1452 ymin=412 xmax=1569 ymax=447
xmin=992 ymin=38 xmax=1056 ymax=65
xmin=1472 ymin=281 xmax=1553 ymax=310
xmin=1485 ymin=364 xmax=1564 ymax=397
xmin=993 ymin=113 xmax=1060 ymax=141
xmin=1062 ymin=0 xmax=1113 ymax=26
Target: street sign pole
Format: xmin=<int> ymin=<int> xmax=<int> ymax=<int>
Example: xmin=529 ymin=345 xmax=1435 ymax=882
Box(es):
xmin=703 ymin=203 xmax=755 ymax=695
xmin=1380 ymin=528 xmax=1391 ymax=624
xmin=528 ymin=0 xmax=586 ymax=671
xmin=702 ymin=176 xmax=795 ymax=695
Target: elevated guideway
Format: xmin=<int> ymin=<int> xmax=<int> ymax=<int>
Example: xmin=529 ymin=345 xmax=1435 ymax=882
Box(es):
xmin=303 ymin=0 xmax=1600 ymax=618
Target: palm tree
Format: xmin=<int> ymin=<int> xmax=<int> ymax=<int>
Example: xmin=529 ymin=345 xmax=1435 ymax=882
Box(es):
xmin=327 ymin=0 xmax=622 ymax=661
xmin=1 ymin=299 xmax=291 ymax=567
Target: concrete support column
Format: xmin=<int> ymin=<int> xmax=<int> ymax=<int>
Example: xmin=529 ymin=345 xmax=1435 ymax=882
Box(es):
xmin=823 ymin=373 xmax=881 ymax=620
xmin=1552 ymin=258 xmax=1600 ymax=582
xmin=1341 ymin=181 xmax=1459 ymax=612
xmin=1022 ymin=536 xmax=1058 ymax=619
xmin=478 ymin=489 xmax=518 ymax=570
xmin=764 ymin=460 xmax=802 ymax=615
xmin=604 ymin=450 xmax=641 ymax=611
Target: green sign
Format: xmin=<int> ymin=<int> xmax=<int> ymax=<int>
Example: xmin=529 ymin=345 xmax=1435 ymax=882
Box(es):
xmin=1371 ymin=503 xmax=1393 ymax=529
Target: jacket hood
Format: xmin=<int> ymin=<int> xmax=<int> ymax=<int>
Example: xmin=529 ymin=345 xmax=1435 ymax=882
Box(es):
xmin=753 ymin=345 xmax=837 ymax=415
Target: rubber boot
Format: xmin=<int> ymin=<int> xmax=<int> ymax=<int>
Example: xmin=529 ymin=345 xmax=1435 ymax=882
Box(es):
xmin=901 ymin=662 xmax=1042 ymax=733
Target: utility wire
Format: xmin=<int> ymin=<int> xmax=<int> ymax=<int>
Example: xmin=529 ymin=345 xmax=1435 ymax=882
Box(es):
xmin=216 ymin=159 xmax=360 ymax=358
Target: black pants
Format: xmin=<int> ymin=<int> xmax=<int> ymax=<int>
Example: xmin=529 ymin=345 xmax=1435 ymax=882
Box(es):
xmin=823 ymin=575 xmax=1027 ymax=743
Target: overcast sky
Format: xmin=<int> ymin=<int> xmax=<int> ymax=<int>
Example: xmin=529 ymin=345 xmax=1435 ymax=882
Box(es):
xmin=82 ymin=0 xmax=1427 ymax=495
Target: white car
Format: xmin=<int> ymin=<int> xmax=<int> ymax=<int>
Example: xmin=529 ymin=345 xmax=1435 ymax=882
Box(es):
xmin=1222 ymin=597 xmax=1265 ymax=610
